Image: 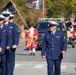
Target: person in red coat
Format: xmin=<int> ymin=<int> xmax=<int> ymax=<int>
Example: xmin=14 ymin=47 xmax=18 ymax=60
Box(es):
xmin=25 ymin=23 xmax=38 ymax=56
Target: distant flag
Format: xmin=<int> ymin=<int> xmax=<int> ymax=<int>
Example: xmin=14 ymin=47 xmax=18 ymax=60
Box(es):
xmin=26 ymin=0 xmax=43 ymax=10
xmin=2 ymin=1 xmax=18 ymax=14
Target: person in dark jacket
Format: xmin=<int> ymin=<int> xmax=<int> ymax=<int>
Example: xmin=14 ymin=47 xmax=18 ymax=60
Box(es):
xmin=41 ymin=23 xmax=67 ymax=75
xmin=0 ymin=14 xmax=12 ymax=75
xmin=9 ymin=13 xmax=14 ymax=23
xmin=2 ymin=10 xmax=19 ymax=75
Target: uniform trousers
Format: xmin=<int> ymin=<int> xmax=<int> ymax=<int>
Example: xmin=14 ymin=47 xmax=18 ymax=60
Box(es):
xmin=0 ymin=54 xmax=6 ymax=75
xmin=6 ymin=49 xmax=16 ymax=75
xmin=46 ymin=58 xmax=61 ymax=75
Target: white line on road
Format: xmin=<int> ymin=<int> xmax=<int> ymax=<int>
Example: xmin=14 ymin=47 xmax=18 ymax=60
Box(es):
xmin=15 ymin=64 xmax=22 ymax=68
xmin=33 ymin=65 xmax=44 ymax=69
xmin=33 ymin=65 xmax=66 ymax=69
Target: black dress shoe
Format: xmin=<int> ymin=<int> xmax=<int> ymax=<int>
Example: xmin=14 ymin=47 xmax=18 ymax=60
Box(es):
xmin=33 ymin=53 xmax=35 ymax=56
xmin=29 ymin=53 xmax=32 ymax=55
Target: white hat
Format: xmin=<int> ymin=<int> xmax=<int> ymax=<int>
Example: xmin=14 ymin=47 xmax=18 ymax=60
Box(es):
xmin=2 ymin=10 xmax=10 ymax=17
xmin=10 ymin=13 xmax=14 ymax=17
xmin=9 ymin=13 xmax=14 ymax=20
xmin=49 ymin=21 xmax=59 ymax=26
xmin=0 ymin=14 xmax=5 ymax=21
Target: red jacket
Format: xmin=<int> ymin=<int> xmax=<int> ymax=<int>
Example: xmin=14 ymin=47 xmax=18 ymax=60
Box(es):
xmin=25 ymin=27 xmax=38 ymax=50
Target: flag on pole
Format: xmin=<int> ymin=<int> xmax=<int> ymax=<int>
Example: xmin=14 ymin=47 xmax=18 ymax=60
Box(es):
xmin=26 ymin=0 xmax=43 ymax=10
xmin=2 ymin=1 xmax=18 ymax=14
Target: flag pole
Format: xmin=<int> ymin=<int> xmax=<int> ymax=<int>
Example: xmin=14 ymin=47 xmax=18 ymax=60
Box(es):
xmin=43 ymin=0 xmax=45 ymax=18
xmin=10 ymin=0 xmax=28 ymax=28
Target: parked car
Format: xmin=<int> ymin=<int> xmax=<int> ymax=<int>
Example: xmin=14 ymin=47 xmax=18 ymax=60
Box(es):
xmin=36 ymin=21 xmax=63 ymax=49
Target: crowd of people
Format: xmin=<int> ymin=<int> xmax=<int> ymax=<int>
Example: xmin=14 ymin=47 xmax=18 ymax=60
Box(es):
xmin=2 ymin=10 xmax=76 ymax=75
xmin=64 ymin=13 xmax=76 ymax=48
xmin=24 ymin=19 xmax=67 ymax=75
xmin=0 ymin=10 xmax=19 ymax=75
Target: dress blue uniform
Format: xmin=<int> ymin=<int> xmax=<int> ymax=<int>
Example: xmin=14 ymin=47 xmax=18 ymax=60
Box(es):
xmin=5 ymin=22 xmax=19 ymax=75
xmin=2 ymin=10 xmax=19 ymax=75
xmin=0 ymin=14 xmax=12 ymax=75
xmin=41 ymin=23 xmax=67 ymax=75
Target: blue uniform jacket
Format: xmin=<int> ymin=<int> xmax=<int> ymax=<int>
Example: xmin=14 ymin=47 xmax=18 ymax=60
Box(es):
xmin=0 ymin=25 xmax=12 ymax=54
xmin=5 ymin=22 xmax=19 ymax=46
xmin=41 ymin=30 xmax=67 ymax=60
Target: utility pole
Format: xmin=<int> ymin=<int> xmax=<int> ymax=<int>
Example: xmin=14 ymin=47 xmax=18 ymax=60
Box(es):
xmin=43 ymin=0 xmax=45 ymax=18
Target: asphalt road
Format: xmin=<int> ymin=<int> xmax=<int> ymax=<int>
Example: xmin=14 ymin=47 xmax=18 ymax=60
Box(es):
xmin=14 ymin=38 xmax=76 ymax=75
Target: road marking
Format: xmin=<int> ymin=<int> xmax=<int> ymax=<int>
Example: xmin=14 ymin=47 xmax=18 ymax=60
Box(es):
xmin=15 ymin=64 xmax=22 ymax=68
xmin=33 ymin=65 xmax=44 ymax=69
xmin=61 ymin=65 xmax=67 ymax=69
xmin=33 ymin=65 xmax=66 ymax=69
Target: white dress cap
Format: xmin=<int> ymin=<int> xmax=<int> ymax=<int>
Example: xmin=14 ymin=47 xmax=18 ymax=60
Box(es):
xmin=50 ymin=21 xmax=59 ymax=26
xmin=0 ymin=14 xmax=5 ymax=19
xmin=10 ymin=13 xmax=14 ymax=17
